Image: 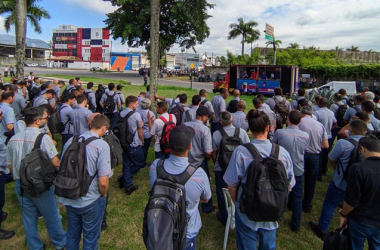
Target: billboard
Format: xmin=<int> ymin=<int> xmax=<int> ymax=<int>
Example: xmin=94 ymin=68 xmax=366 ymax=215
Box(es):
xmin=55 ymin=36 xmax=76 ymax=42
xmin=54 ymin=44 xmax=77 ymax=49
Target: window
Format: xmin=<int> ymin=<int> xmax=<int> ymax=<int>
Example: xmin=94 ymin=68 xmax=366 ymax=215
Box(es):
xmin=102 ymin=49 xmax=105 ymax=53
xmin=102 ymin=40 xmax=106 ymax=45
xmin=102 ymin=57 xmax=106 ymax=61
xmin=96 ymin=32 xmax=99 ymax=37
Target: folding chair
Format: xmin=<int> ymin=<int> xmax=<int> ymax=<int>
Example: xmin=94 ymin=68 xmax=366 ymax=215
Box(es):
xmin=222 ymin=188 xmax=235 ymax=250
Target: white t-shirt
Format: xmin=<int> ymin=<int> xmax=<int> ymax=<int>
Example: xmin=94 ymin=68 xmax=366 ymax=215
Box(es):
xmin=150 ymin=113 xmax=177 ymax=152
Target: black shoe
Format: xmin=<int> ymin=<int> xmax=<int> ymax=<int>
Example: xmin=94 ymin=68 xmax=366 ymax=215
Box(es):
xmin=101 ymin=222 xmax=107 ymax=231
xmin=309 ymin=221 xmax=326 ymax=240
xmin=125 ymin=184 xmax=138 ymax=195
xmin=203 ymin=205 xmax=216 ymax=214
xmin=216 ymin=211 xmax=226 ymax=227
xmin=0 ymin=229 xmax=15 ymax=240
xmin=289 ymin=223 xmax=299 ymax=233
xmin=117 ymin=175 xmax=124 ymax=189
xmin=0 ymin=212 xmax=7 ymax=223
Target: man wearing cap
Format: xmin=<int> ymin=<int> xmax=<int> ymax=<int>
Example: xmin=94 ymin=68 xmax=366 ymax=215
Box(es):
xmin=182 ymin=95 xmax=201 ymax=124
xmin=184 ymin=106 xmax=215 ymax=214
xmin=137 ymin=98 xmax=155 ymax=167
xmin=212 ymin=111 xmax=249 ymax=226
xmin=298 ymin=106 xmax=329 ymax=213
xmin=116 ymin=85 xmax=125 ymax=111
xmin=149 ymin=124 xmax=212 ymax=249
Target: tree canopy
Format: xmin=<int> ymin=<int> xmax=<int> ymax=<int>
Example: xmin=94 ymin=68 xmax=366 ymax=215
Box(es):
xmin=104 ymin=0 xmax=214 ymax=53
xmin=227 ymin=17 xmax=260 ymax=57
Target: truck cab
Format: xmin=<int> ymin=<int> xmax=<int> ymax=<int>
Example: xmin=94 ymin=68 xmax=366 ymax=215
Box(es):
xmin=212 ymin=73 xmax=229 ymax=93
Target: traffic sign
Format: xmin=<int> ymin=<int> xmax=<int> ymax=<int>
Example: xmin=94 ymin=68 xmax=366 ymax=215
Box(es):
xmin=190 ymin=62 xmax=195 ymax=69
xmin=265 ymin=34 xmax=274 ymax=42
xmin=265 ymin=23 xmax=274 ymax=41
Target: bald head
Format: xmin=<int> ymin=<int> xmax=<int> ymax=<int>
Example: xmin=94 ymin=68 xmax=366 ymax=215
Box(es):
xmin=237 ymin=100 xmax=246 ymax=111
xmin=233 ymin=89 xmax=241 ymax=98
xmin=318 ymin=97 xmax=329 ymax=108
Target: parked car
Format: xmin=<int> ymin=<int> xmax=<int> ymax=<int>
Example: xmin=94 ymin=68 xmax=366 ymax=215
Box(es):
xmin=30 ymin=63 xmax=38 ymax=67
xmin=39 ymin=64 xmax=47 ymax=67
xmin=132 ymin=67 xmax=139 ymax=71
xmin=91 ymin=67 xmax=103 ymax=71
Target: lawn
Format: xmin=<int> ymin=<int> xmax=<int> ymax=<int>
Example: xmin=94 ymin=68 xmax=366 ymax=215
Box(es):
xmin=1 ymin=75 xmax=343 ymax=250
xmin=40 ymin=74 xmax=131 ymax=86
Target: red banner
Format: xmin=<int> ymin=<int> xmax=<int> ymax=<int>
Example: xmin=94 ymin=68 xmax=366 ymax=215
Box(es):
xmin=77 ymin=28 xmax=82 ymax=60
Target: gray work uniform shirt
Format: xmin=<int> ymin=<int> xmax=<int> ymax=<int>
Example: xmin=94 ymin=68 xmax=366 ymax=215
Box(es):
xmin=298 ymin=115 xmax=328 ymax=154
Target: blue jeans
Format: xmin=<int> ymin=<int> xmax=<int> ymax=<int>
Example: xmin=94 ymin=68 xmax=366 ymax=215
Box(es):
xmin=290 ymin=175 xmax=304 ymax=230
xmin=235 ymin=212 xmax=276 ymax=250
xmin=66 ymin=196 xmax=106 ymax=250
xmin=349 ymin=218 xmax=380 ymax=250
xmin=199 ymin=160 xmax=213 ymax=213
xmin=15 ymin=180 xmax=66 ymax=250
xmin=142 ymin=136 xmax=153 ymax=166
xmin=105 ymin=112 xmax=118 ymax=131
xmin=185 ymin=236 xmax=197 ymax=250
xmin=0 ymin=173 xmax=5 ymax=222
xmin=303 ymin=153 xmax=320 ymax=212
xmin=122 ymin=146 xmax=144 ymax=188
xmin=215 ymin=170 xmax=228 ymax=224
xmin=155 ymin=151 xmax=170 ymax=160
xmin=211 ymin=122 xmax=222 ymax=135
xmin=318 ymin=182 xmax=346 ymax=232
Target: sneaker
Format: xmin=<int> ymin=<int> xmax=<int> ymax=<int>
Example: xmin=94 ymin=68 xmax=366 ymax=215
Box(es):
xmin=125 ymin=184 xmax=138 ymax=195
xmin=101 ymin=222 xmax=107 ymax=231
xmin=309 ymin=221 xmax=326 ymax=240
xmin=117 ymin=175 xmax=124 ymax=189
xmin=0 ymin=229 xmax=15 ymax=240
xmin=0 ymin=212 xmax=8 ymax=223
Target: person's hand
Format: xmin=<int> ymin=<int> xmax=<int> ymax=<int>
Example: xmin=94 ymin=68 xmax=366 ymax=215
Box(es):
xmin=352 ymin=116 xmax=358 ymax=120
xmin=154 ymin=93 xmax=158 ymax=99
xmin=339 ymin=215 xmax=348 ymax=228
xmin=147 ymin=111 xmax=151 ymax=120
xmin=140 ymin=120 xmax=144 ymax=127
xmin=52 ymin=139 xmax=57 ymax=146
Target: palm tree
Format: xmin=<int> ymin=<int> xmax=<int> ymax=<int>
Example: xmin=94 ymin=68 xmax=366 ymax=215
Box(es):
xmin=288 ymin=43 xmax=300 ymax=49
xmin=245 ymin=33 xmax=260 ymax=53
xmin=346 ymin=45 xmax=359 ymax=52
xmin=228 ymin=17 xmax=260 ymax=56
xmin=0 ymin=0 xmax=51 ymax=34
xmin=266 ymin=39 xmax=282 ymax=48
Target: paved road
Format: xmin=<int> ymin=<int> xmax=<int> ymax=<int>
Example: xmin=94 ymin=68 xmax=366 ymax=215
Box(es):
xmin=27 ymin=67 xmax=214 ymax=92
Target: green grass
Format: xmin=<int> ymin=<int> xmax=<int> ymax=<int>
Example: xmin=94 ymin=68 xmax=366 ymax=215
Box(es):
xmin=1 ymin=75 xmax=346 ymax=249
xmin=40 ymin=74 xmax=131 ymax=86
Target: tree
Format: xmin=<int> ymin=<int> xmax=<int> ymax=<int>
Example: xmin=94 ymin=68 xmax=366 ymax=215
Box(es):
xmin=245 ymin=32 xmax=260 ymax=53
xmin=149 ymin=0 xmax=159 ymax=114
xmin=227 ymin=17 xmax=260 ymax=57
xmin=346 ymin=45 xmax=359 ymax=52
xmin=14 ymin=0 xmax=27 ymax=79
xmin=266 ymin=39 xmax=282 ymax=48
xmin=0 ymin=0 xmax=51 ymax=34
xmin=104 ymin=0 xmax=214 ymax=57
xmin=288 ymin=43 xmax=300 ymax=49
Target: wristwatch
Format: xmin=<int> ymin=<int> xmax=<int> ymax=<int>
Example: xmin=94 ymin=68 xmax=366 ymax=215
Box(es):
xmin=339 ymin=209 xmax=347 ymax=218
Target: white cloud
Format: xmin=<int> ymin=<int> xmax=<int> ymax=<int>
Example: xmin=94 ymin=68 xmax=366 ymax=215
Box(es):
xmin=0 ymin=15 xmax=5 ymax=34
xmin=65 ymin=0 xmax=117 ymax=15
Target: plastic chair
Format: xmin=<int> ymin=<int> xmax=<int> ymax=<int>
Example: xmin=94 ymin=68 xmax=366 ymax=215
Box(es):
xmin=222 ymin=188 xmax=235 ymax=250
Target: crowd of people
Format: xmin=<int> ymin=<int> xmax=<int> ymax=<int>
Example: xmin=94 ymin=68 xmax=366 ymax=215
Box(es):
xmin=0 ymin=72 xmax=380 ymax=250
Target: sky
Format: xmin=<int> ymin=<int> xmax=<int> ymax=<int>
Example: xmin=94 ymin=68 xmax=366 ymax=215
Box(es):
xmin=0 ymin=0 xmax=379 ymax=57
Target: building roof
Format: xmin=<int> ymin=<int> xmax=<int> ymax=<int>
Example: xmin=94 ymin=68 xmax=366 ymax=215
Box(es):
xmin=0 ymin=34 xmax=49 ymax=49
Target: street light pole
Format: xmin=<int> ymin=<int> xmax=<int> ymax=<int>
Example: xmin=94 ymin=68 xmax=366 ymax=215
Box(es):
xmin=273 ymin=36 xmax=277 ymax=65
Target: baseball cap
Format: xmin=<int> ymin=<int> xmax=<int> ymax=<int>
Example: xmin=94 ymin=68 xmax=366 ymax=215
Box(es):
xmin=140 ymin=98 xmax=151 ymax=109
xmin=196 ymin=106 xmax=214 ymax=117
xmin=169 ymin=124 xmax=195 ymax=152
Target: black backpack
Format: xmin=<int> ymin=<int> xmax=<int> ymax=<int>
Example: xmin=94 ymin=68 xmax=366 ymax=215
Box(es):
xmin=54 ymin=136 xmax=99 ymax=199
xmin=273 ymin=97 xmax=289 ymax=125
xmin=95 ymin=89 xmax=104 ymax=105
xmin=61 ymin=86 xmax=73 ymax=102
xmin=169 ymin=104 xmax=185 ymax=126
xmin=103 ymin=133 xmax=123 ymax=168
xmin=200 ymin=99 xmax=208 ymax=106
xmin=84 ymin=91 xmax=95 ymax=110
xmin=19 ymin=133 xmax=57 ymax=197
xmin=352 ymin=106 xmax=361 ymax=114
xmin=217 ymin=128 xmax=243 ymax=171
xmin=239 ymin=143 xmax=289 ymax=221
xmin=112 ymin=111 xmax=135 ymax=151
xmin=143 ymin=160 xmax=197 ymax=250
xmin=335 ymin=104 xmax=348 ymax=127
xmin=323 ymin=227 xmax=352 ymax=250
xmin=104 ymin=93 xmax=116 ymax=113
xmin=28 ymin=86 xmax=40 ymax=101
xmin=337 ymin=138 xmax=362 ymax=181
xmin=227 ymin=100 xmax=239 ymax=113
xmin=47 ymin=106 xmax=68 ymax=134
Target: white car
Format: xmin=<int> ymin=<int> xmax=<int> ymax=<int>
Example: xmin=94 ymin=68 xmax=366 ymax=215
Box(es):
xmin=132 ymin=67 xmax=139 ymax=71
xmin=30 ymin=63 xmax=38 ymax=67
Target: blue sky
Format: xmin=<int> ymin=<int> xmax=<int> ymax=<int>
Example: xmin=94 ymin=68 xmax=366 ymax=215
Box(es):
xmin=1 ymin=0 xmax=380 ymax=56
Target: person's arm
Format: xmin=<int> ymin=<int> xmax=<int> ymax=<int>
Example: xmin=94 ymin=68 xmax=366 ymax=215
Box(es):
xmin=338 ymin=123 xmax=350 ymax=138
xmin=321 ymin=139 xmax=329 ymax=149
xmin=147 ymin=111 xmax=153 ymax=131
xmin=51 ymin=156 xmax=60 ymax=170
xmin=154 ymin=93 xmax=165 ymax=101
xmin=339 ymin=201 xmax=355 ymax=227
xmin=137 ymin=127 xmax=144 ymax=145
xmin=329 ymin=159 xmax=337 ymax=169
xmin=332 ymin=121 xmax=337 ymax=130
xmin=205 ymin=152 xmax=212 ymax=161
xmin=228 ymin=186 xmax=237 ymax=203
xmin=8 ymin=165 xmax=12 ymax=173
xmin=212 ymin=150 xmax=218 ymax=163
xmin=98 ymin=176 xmax=109 ymax=197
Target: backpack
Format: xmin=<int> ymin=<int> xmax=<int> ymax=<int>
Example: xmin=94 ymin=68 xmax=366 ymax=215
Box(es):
xmin=169 ymin=104 xmax=185 ymax=126
xmin=200 ymin=99 xmax=208 ymax=106
xmin=337 ymin=138 xmax=362 ymax=181
xmin=227 ymin=100 xmax=239 ymax=113
xmin=19 ymin=133 xmax=57 ymax=197
xmin=323 ymin=227 xmax=352 ymax=250
xmin=61 ymin=86 xmax=73 ymax=102
xmin=374 ymin=107 xmax=380 ymax=120
xmin=217 ymin=128 xmax=243 ymax=171
xmin=239 ymin=143 xmax=289 ymax=221
xmin=84 ymin=91 xmax=95 ymax=110
xmin=95 ymin=89 xmax=104 ymax=104
xmin=352 ymin=106 xmax=361 ymax=114
xmin=335 ymin=104 xmax=348 ymax=127
xmin=104 ymin=93 xmax=116 ymax=113
xmin=54 ymin=136 xmax=99 ymax=199
xmin=103 ymin=133 xmax=123 ymax=168
xmin=273 ymin=97 xmax=289 ymax=125
xmin=160 ymin=115 xmax=176 ymax=154
xmin=28 ymin=86 xmax=40 ymax=101
xmin=112 ymin=111 xmax=136 ymax=151
xmin=344 ymin=98 xmax=354 ymax=108
xmin=184 ymin=110 xmax=192 ymax=122
xmin=48 ymin=106 xmax=68 ymax=134
xmin=142 ymin=160 xmax=197 ymax=250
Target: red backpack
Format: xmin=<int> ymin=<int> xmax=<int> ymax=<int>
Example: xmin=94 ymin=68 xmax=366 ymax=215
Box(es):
xmin=160 ymin=115 xmax=176 ymax=154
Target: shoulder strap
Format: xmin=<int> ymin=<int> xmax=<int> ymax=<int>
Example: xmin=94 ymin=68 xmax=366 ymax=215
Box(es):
xmin=273 ymin=97 xmax=279 ymax=105
xmin=281 ymin=99 xmax=286 ymax=105
xmin=83 ymin=136 xmax=99 ymax=145
xmin=125 ymin=110 xmax=135 ymax=120
xmin=160 ymin=116 xmax=168 ymax=123
xmin=234 ymin=127 xmax=240 ymax=137
xmin=111 ymin=93 xmax=116 ymax=97
xmin=169 ymin=114 xmax=173 ymax=122
xmin=242 ymin=143 xmax=262 ymax=160
xmin=220 ymin=127 xmax=228 ymax=137
xmin=33 ymin=133 xmax=45 ymax=150
xmin=345 ymin=138 xmax=358 ymax=147
xmin=270 ymin=143 xmax=280 ymax=159
xmin=201 ymin=99 xmax=207 ymax=105
xmin=156 ymin=160 xmax=197 ymax=185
